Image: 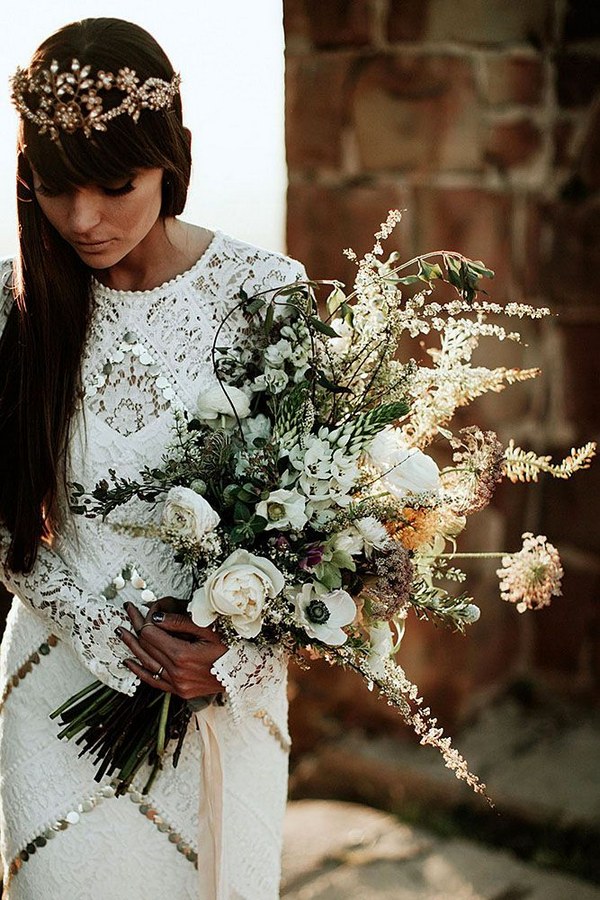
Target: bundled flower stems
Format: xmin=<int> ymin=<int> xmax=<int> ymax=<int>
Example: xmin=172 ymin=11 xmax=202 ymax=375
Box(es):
xmin=59 ymin=211 xmax=596 ymax=802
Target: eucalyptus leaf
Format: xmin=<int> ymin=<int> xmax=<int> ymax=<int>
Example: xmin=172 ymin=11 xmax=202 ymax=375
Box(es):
xmin=308 ymin=316 xmax=339 ymax=338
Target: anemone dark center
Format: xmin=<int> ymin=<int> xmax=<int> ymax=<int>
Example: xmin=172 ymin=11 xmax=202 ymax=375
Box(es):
xmin=306 ymin=599 xmax=330 ymax=625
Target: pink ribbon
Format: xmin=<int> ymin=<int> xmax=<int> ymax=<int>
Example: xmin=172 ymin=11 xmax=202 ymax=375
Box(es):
xmin=195 ymin=705 xmax=228 ymax=899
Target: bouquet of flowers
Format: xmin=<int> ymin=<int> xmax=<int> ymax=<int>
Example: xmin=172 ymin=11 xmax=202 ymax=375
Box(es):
xmin=55 ymin=211 xmax=595 ymax=800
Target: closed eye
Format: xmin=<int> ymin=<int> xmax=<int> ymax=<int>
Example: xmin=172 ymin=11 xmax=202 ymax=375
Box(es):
xmin=103 ymin=180 xmax=135 ymax=197
xmin=33 ymin=182 xmax=61 ymax=198
xmin=33 ymin=180 xmax=135 ymax=198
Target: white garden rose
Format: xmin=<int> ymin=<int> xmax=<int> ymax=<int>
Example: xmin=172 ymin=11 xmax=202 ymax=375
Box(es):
xmin=196 ymin=383 xmax=251 ymax=420
xmin=161 ymin=486 xmax=220 ymax=541
xmin=293 ymin=583 xmax=357 ymax=646
xmin=255 ymin=489 xmax=308 ymax=531
xmin=368 ymin=428 xmax=440 ymax=499
xmin=189 ymin=549 xmax=284 ymax=638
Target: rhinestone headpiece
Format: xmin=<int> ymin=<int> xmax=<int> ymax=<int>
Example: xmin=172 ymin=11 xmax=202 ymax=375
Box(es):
xmin=10 ymin=58 xmax=181 ymax=141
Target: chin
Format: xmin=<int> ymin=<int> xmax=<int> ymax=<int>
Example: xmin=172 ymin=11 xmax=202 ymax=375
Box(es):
xmin=74 ymin=244 xmax=125 ymax=268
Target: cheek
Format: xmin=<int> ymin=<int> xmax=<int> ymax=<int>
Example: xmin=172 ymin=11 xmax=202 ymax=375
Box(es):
xmin=35 ymin=197 xmax=67 ymax=234
xmin=124 ymin=189 xmax=163 ymax=235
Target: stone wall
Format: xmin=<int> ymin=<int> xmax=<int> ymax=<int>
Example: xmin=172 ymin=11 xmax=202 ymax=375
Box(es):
xmin=284 ymin=0 xmax=600 ymax=745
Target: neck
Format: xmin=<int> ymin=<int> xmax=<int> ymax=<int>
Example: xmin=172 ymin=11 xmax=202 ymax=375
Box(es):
xmin=96 ymin=219 xmax=213 ymax=292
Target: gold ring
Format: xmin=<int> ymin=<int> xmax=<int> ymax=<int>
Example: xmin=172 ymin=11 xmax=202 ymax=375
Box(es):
xmin=152 ymin=665 xmax=165 ymax=681
xmin=139 ymin=623 xmax=154 ymax=633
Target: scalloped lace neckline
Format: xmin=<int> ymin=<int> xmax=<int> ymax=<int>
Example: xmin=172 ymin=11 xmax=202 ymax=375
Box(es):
xmin=91 ymin=229 xmax=223 ymax=300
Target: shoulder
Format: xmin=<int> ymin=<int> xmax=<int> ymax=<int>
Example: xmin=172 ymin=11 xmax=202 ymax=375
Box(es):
xmin=216 ymin=232 xmax=307 ymax=294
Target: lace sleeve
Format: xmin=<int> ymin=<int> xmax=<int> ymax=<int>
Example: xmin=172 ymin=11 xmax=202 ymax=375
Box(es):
xmin=0 ymin=258 xmax=138 ymax=695
xmin=210 ymin=642 xmax=288 ymax=726
xmin=0 ymin=528 xmax=138 ymax=695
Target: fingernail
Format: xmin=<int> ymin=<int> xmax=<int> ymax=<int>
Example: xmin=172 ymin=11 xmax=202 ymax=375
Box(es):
xmin=115 ymin=627 xmax=123 ymax=637
xmin=152 ymin=611 xmax=165 ymax=623
xmin=123 ymin=602 xmax=131 ymax=611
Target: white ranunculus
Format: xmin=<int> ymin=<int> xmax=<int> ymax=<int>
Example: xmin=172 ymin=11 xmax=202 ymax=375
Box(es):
xmin=196 ymin=384 xmax=251 ymax=420
xmin=332 ymin=527 xmax=364 ymax=557
xmin=189 ymin=549 xmax=284 ymax=638
xmin=161 ymin=486 xmax=220 ymax=541
xmin=354 ymin=516 xmax=390 ymax=557
xmin=293 ymin=583 xmax=357 ymax=646
xmin=255 ymin=489 xmax=308 ymax=532
xmin=368 ymin=428 xmax=440 ymax=499
xmin=367 ymin=621 xmax=395 ymax=677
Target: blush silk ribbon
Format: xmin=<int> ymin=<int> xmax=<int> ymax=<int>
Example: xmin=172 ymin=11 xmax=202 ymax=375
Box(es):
xmin=195 ymin=705 xmax=228 ymax=899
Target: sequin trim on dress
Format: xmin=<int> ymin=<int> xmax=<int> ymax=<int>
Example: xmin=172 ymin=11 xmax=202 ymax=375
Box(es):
xmin=253 ymin=708 xmax=291 ymax=753
xmin=3 ymin=780 xmax=197 ymax=890
xmin=0 ymin=634 xmax=58 ymax=716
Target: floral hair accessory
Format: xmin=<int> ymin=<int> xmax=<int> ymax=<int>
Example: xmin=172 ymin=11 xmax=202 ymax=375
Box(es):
xmin=10 ymin=58 xmax=181 ymax=141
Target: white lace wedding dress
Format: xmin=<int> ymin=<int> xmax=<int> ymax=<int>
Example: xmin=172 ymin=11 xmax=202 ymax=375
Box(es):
xmin=0 ymin=232 xmax=305 ymax=899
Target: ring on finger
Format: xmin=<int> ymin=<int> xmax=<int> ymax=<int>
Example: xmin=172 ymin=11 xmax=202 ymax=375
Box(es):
xmin=152 ymin=665 xmax=165 ymax=680
xmin=138 ymin=622 xmax=155 ymax=633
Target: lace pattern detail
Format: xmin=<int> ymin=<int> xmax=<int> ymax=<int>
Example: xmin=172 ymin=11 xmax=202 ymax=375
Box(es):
xmin=0 ymin=235 xmax=306 ymax=898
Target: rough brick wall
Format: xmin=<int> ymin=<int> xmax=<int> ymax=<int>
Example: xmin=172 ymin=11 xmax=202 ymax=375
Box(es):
xmin=284 ymin=0 xmax=600 ymax=745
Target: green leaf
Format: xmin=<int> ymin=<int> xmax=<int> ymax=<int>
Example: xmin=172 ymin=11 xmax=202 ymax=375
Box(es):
xmin=250 ymin=515 xmax=268 ymax=534
xmin=223 ymin=484 xmax=240 ymax=506
xmin=418 ymin=260 xmax=443 ymax=281
xmin=229 ymin=525 xmax=248 ymax=543
xmin=467 ymin=259 xmax=494 ymax=279
xmin=340 ymin=302 xmax=354 ymax=326
xmin=264 ymin=303 xmax=275 ymax=334
xmin=314 ymin=562 xmax=342 ymax=590
xmin=445 ymin=256 xmax=462 ymax=289
xmin=246 ymin=298 xmax=265 ymax=315
xmin=233 ymin=500 xmax=252 ymax=522
xmin=308 ymin=316 xmax=339 ymax=338
xmin=331 ymin=549 xmax=356 ymax=571
xmin=396 ymin=275 xmax=421 ymax=285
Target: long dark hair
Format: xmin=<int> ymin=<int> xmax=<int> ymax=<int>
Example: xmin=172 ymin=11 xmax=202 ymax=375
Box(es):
xmin=0 ymin=18 xmax=192 ymax=572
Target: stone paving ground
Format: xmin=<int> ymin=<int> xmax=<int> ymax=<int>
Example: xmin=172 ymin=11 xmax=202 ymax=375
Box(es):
xmin=286 ymin=694 xmax=600 ymax=896
xmin=282 ymin=800 xmax=600 ymax=899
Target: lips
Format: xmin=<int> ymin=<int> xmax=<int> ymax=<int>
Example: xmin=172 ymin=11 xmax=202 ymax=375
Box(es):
xmin=72 ymin=238 xmax=115 ymax=254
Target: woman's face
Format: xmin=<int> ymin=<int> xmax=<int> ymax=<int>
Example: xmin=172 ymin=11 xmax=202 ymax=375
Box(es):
xmin=30 ymin=166 xmax=165 ymax=268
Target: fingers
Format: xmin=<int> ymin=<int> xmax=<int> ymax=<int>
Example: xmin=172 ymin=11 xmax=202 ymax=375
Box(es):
xmin=151 ymin=611 xmax=221 ymax=642
xmin=124 ymin=657 xmax=172 ymax=693
xmin=149 ymin=597 xmax=189 ymax=616
xmin=117 ymin=626 xmax=172 ymax=679
xmin=125 ymin=602 xmax=146 ymax=631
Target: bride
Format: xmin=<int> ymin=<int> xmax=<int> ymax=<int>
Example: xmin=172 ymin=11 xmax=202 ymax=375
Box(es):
xmin=0 ymin=17 xmax=303 ymax=899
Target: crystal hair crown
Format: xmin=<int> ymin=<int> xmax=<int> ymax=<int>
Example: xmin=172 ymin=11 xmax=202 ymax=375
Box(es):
xmin=10 ymin=58 xmax=181 ymax=141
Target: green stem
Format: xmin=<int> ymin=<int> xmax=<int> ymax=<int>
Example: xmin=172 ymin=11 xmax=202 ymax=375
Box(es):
xmin=424 ymin=552 xmax=507 ymax=560
xmin=157 ymin=692 xmax=171 ymax=758
xmin=49 ymin=680 xmax=100 ymax=720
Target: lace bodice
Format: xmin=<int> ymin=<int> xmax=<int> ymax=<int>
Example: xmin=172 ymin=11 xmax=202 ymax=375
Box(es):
xmin=0 ymin=232 xmax=305 ymax=703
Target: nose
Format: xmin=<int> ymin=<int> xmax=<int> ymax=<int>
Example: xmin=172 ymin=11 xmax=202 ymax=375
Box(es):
xmin=67 ymin=190 xmax=103 ymax=236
